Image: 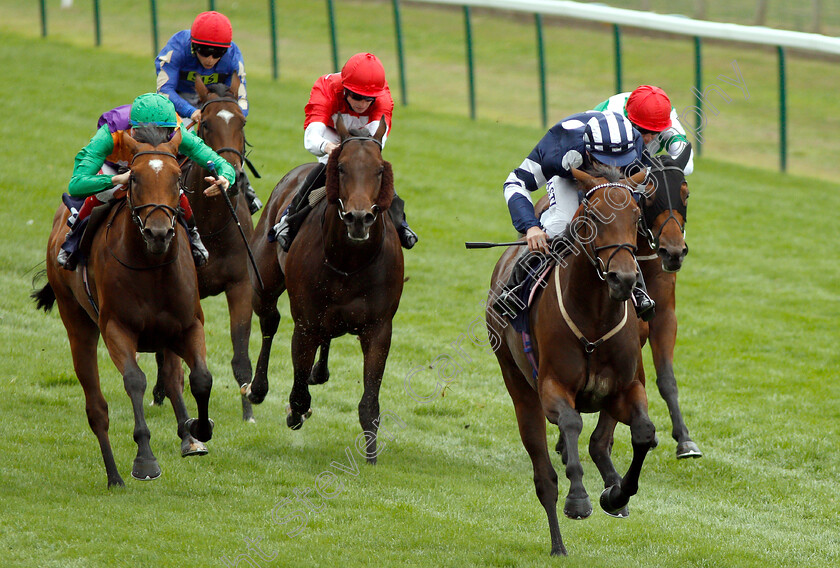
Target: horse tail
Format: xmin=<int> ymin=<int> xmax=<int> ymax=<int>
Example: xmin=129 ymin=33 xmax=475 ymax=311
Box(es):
xmin=31 ymin=270 xmax=56 ymax=313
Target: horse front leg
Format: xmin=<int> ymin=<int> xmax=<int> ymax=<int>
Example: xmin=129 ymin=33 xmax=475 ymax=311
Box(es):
xmin=600 ymin=380 xmax=657 ymax=515
xmin=588 ymin=412 xmax=628 ymax=518
xmin=648 ymin=309 xmax=701 ymax=458
xmin=286 ymin=327 xmax=318 ymax=430
xmin=356 ymin=322 xmax=393 ymax=464
xmin=543 ymin=384 xmax=591 ymax=520
xmin=158 ymin=349 xmax=208 ymax=457
xmin=103 ymin=323 xmax=160 ymax=481
xmin=308 ymin=339 xmax=331 ymax=385
xmin=245 ymin=281 xmax=284 ymax=405
xmin=226 ymin=280 xmax=255 ymax=422
xmin=176 ymin=321 xmax=214 ymax=443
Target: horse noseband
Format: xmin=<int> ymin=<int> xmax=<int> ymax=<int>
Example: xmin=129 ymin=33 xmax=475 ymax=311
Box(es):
xmin=128 ymin=150 xmax=181 ymax=233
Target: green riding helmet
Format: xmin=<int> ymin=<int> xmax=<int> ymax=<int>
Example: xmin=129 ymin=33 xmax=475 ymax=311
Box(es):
xmin=129 ymin=93 xmax=179 ymax=127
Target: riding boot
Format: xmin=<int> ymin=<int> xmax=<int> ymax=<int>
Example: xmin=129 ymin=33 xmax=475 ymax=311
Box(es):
xmin=241 ymin=171 xmax=263 ymax=215
xmin=388 ymin=194 xmax=418 ymax=249
xmin=57 ymin=211 xmax=85 ymax=271
xmin=269 ymin=163 xmax=327 ymax=251
xmin=632 ymin=268 xmax=656 ymax=322
xmin=181 ymin=217 xmax=208 ymax=267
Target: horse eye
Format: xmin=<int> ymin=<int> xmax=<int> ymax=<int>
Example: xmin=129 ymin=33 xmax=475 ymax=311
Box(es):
xmin=337 ymin=164 xmax=345 ymax=174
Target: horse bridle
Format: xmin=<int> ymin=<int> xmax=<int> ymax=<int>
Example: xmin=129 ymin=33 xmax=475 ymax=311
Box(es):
xmin=639 ymin=164 xmax=687 ymax=249
xmin=579 ymin=182 xmax=640 ymax=281
xmin=335 ymin=135 xmax=385 ymax=223
xmin=197 ymin=96 xmax=252 ymax=192
xmin=127 ymin=150 xmax=181 ymax=233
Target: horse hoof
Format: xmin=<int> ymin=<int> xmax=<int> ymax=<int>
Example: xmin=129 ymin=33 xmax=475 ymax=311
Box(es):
xmin=244 ymin=382 xmax=268 ymax=404
xmin=286 ymin=406 xmax=313 ymax=430
xmin=181 ymin=437 xmax=209 ymax=457
xmin=676 ymin=440 xmax=702 ymax=459
xmin=186 ymin=417 xmax=214 ymax=443
xmin=131 ymin=458 xmax=161 ymax=481
xmin=563 ymin=495 xmax=592 ymax=519
xmin=307 ymin=363 xmax=330 ymax=385
xmin=240 ymin=383 xmax=251 ymax=397
xmin=599 ymin=485 xmax=630 ymax=516
xmin=107 ymin=475 xmax=126 ymax=489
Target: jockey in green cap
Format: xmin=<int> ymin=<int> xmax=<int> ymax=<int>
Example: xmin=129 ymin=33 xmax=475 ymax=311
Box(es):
xmin=58 ymin=93 xmax=236 ymax=270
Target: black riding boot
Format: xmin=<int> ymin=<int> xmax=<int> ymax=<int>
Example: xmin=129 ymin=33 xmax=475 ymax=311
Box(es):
xmin=269 ymin=163 xmax=327 ymax=252
xmin=241 ymin=170 xmax=263 ymax=215
xmin=180 ymin=216 xmax=208 ymax=267
xmin=632 ymin=267 xmax=656 ymax=322
xmin=388 ymin=194 xmax=418 ymax=249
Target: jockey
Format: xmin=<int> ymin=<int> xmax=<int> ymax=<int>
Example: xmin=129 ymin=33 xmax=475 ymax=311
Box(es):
xmin=269 ymin=52 xmax=419 ymax=251
xmin=594 ymin=85 xmax=694 ymax=175
xmin=57 ymin=93 xmax=235 ymax=271
xmin=495 ymin=110 xmax=656 ymax=321
xmin=155 ymin=11 xmax=262 ymax=215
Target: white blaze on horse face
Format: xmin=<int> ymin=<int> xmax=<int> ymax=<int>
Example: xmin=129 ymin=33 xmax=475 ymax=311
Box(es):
xmin=216 ymin=109 xmax=234 ymax=124
xmin=148 ymin=159 xmax=164 ymax=174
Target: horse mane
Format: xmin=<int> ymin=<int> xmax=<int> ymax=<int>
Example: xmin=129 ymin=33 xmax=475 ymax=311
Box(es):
xmin=585 ymin=162 xmax=622 ymax=183
xmin=325 ymin=131 xmax=394 ymax=211
xmin=132 ymin=126 xmax=175 ymax=147
xmin=206 ymin=82 xmax=231 ymax=97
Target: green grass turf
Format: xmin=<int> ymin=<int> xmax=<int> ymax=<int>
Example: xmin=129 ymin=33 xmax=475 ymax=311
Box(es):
xmin=0 ymin=7 xmax=839 ymax=568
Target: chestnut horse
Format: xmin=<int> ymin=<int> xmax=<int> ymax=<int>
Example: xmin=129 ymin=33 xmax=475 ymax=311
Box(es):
xmin=636 ymin=147 xmax=701 ymax=458
xmin=32 ymin=128 xmax=214 ymax=488
xmin=245 ymin=118 xmax=403 ymax=462
xmin=152 ymin=77 xmax=257 ymax=422
xmin=487 ymin=168 xmax=656 ymax=555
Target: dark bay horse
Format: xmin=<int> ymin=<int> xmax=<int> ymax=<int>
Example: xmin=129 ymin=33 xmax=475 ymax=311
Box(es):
xmin=32 ymin=128 xmax=214 ymax=488
xmin=245 ymin=118 xmax=404 ymax=463
xmin=636 ymin=147 xmax=701 ymax=458
xmin=488 ymin=168 xmax=656 ymax=555
xmin=153 ymin=77 xmax=257 ymax=422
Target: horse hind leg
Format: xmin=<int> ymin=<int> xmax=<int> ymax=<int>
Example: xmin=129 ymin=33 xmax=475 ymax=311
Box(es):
xmin=356 ymin=324 xmax=393 ymax=464
xmin=286 ymin=329 xmax=319 ymax=430
xmin=226 ymin=281 xmax=255 ymax=422
xmin=244 ymin=282 xmax=284 ymax=405
xmin=308 ymin=340 xmax=331 ymax=385
xmin=157 ymin=350 xmax=208 ymax=457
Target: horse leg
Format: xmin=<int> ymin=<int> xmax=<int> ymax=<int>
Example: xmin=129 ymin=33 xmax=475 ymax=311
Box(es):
xmin=499 ymin=359 xmax=566 ymax=556
xmin=175 ymin=322 xmax=215 ymax=443
xmin=548 ymin=394 xmax=591 ymax=521
xmin=356 ymin=323 xmax=393 ymax=464
xmin=308 ymin=339 xmax=331 ymax=385
xmin=152 ymin=351 xmax=167 ymax=406
xmin=588 ymin=412 xmax=628 ymax=518
xmin=225 ymin=280 xmax=255 ymax=422
xmin=599 ymin=380 xmax=657 ymax=515
xmin=158 ymin=349 xmax=208 ymax=457
xmin=59 ymin=299 xmax=123 ymax=488
xmin=246 ymin=282 xmax=284 ymax=405
xmin=102 ymin=324 xmax=160 ymax=481
xmin=649 ymin=310 xmax=701 ymax=458
xmin=286 ymin=327 xmax=318 ymax=430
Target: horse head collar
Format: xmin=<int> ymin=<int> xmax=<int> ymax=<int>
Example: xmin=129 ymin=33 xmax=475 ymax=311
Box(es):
xmin=640 ymin=154 xmax=690 ymax=272
xmin=128 ymin=150 xmax=181 ymax=255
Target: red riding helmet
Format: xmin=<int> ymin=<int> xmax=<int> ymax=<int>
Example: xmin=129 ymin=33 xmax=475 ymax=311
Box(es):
xmin=190 ymin=11 xmax=232 ymax=48
xmin=626 ymin=85 xmax=672 ymax=132
xmin=341 ymin=53 xmax=387 ymax=98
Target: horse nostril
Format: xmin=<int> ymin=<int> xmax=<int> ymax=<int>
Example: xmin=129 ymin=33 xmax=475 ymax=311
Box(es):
xmin=342 ymin=212 xmax=354 ymax=225
xmin=681 ymin=245 xmax=689 ymax=258
xmin=363 ymin=212 xmax=375 ymax=226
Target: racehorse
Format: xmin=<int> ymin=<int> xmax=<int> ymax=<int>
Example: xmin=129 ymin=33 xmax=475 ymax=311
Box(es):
xmin=32 ymin=127 xmax=214 ymax=488
xmin=487 ymin=167 xmax=656 ymax=556
xmin=152 ymin=77 xmax=257 ymax=422
xmin=635 ymin=147 xmax=701 ymax=458
xmin=244 ymin=117 xmax=404 ymax=463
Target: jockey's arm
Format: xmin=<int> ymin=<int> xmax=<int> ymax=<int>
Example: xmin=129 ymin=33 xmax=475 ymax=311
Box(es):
xmin=68 ymin=126 xmax=119 ymax=197
xmin=179 ymin=126 xmax=236 ymax=188
xmin=659 ymin=110 xmax=694 ymax=175
xmin=155 ymin=38 xmax=197 ymax=120
xmin=304 ymin=122 xmax=340 ymax=158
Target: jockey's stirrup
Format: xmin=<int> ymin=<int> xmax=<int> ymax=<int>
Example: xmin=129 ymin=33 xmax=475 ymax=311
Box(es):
xmin=188 ymin=226 xmax=209 ymax=267
xmin=493 ymin=282 xmax=527 ymax=320
xmin=243 ymin=173 xmax=262 ymax=215
xmin=632 ymin=272 xmax=656 ymax=322
xmin=270 ymin=213 xmax=293 ymax=252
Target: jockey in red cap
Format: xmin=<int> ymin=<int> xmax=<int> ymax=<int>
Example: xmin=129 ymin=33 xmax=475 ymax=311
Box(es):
xmin=269 ymin=53 xmax=419 ymax=251
xmin=595 ymin=85 xmax=694 ymax=175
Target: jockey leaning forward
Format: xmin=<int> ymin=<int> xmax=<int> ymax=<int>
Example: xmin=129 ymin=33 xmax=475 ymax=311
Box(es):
xmin=269 ymin=52 xmax=419 ymax=251
xmin=594 ymin=84 xmax=694 ymax=175
xmin=57 ymin=93 xmax=235 ymax=271
xmin=155 ymin=10 xmax=262 ymax=215
xmin=494 ymin=110 xmax=657 ymax=321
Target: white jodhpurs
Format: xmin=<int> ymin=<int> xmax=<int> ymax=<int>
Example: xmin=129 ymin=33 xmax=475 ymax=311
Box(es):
xmin=539 ymin=176 xmax=579 ymax=238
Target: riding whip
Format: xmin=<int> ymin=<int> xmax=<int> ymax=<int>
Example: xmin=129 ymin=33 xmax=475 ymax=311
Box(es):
xmin=206 ymin=161 xmax=264 ymax=290
xmin=465 ymin=241 xmax=529 ymax=249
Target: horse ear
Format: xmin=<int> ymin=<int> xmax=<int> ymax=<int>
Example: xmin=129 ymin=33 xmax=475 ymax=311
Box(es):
xmin=377 ymin=161 xmax=395 ymax=211
xmin=336 ymin=115 xmax=350 ymax=140
xmin=229 ymin=74 xmax=241 ymax=99
xmin=624 ymin=168 xmax=656 ymax=203
xmin=674 ymin=141 xmax=692 ymax=171
xmin=195 ymin=76 xmax=208 ymax=100
xmin=165 ymin=127 xmax=183 ymax=155
xmin=571 ymin=168 xmax=598 ymax=189
xmin=324 ymin=151 xmax=340 ymax=204
xmin=123 ymin=130 xmax=141 ymax=156
xmin=373 ymin=119 xmax=388 ymax=144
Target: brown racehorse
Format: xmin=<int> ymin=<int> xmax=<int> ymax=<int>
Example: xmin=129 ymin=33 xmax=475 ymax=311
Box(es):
xmin=487 ymin=168 xmax=656 ymax=556
xmin=32 ymin=128 xmax=214 ymax=488
xmin=152 ymin=77 xmax=257 ymax=422
xmin=245 ymin=118 xmax=404 ymax=462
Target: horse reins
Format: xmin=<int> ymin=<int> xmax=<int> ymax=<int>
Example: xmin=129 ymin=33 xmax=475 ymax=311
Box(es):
xmin=579 ymin=182 xmax=639 ymax=281
xmin=638 ymin=164 xmax=687 ymax=254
